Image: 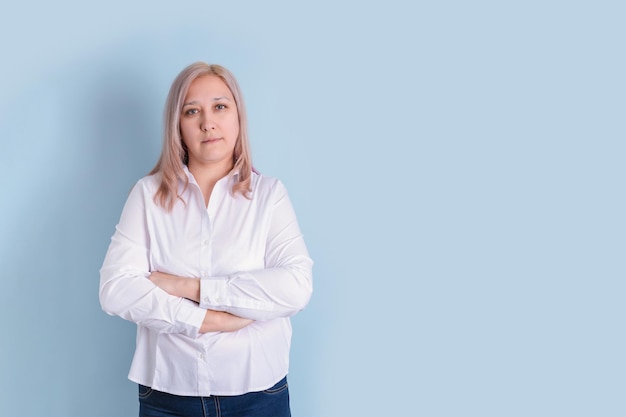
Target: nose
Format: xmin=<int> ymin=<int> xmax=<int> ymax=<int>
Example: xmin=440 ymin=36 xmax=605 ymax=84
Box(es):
xmin=201 ymin=115 xmax=216 ymax=132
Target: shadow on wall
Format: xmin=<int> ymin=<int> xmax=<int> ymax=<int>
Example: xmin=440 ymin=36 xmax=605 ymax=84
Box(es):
xmin=0 ymin=33 xmax=322 ymax=417
xmin=0 ymin=53 xmax=162 ymax=417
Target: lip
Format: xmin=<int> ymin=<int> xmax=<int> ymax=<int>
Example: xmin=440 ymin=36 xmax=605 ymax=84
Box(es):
xmin=201 ymin=137 xmax=222 ymax=144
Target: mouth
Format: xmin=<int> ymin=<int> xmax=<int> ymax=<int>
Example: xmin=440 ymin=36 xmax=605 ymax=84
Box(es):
xmin=201 ymin=137 xmax=222 ymax=144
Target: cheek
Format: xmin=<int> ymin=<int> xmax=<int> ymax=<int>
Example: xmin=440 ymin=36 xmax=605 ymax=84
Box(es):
xmin=179 ymin=131 xmax=193 ymax=151
xmin=228 ymin=118 xmax=240 ymax=138
xmin=179 ymin=122 xmax=194 ymax=140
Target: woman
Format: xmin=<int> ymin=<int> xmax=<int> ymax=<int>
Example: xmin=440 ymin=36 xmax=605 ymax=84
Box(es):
xmin=99 ymin=62 xmax=313 ymax=417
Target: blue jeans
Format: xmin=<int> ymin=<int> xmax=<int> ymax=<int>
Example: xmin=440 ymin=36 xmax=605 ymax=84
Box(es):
xmin=138 ymin=376 xmax=291 ymax=417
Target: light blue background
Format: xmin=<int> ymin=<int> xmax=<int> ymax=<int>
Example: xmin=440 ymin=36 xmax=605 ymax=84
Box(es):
xmin=0 ymin=1 xmax=624 ymax=416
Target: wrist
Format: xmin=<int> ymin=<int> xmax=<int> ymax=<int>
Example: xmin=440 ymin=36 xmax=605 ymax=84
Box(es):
xmin=183 ymin=278 xmax=201 ymax=303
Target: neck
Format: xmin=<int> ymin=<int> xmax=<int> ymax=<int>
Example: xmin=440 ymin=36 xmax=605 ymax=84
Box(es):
xmin=187 ymin=160 xmax=234 ymax=206
xmin=189 ymin=159 xmax=233 ymax=185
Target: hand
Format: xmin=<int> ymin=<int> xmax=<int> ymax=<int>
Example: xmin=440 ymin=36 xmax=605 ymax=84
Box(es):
xmin=149 ymin=271 xmax=200 ymax=302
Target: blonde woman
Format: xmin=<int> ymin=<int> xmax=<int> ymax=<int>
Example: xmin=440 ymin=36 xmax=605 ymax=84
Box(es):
xmin=100 ymin=62 xmax=313 ymax=417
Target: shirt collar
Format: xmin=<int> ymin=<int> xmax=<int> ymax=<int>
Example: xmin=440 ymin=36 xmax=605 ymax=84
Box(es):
xmin=182 ymin=165 xmax=240 ymax=185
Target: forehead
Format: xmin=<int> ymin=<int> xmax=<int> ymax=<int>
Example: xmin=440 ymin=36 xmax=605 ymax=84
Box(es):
xmin=185 ymin=75 xmax=233 ymax=100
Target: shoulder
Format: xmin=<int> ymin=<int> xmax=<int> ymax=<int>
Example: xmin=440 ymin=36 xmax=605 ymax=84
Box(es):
xmin=248 ymin=172 xmax=292 ymax=204
xmin=250 ymin=171 xmax=286 ymax=194
xmin=134 ymin=173 xmax=160 ymax=190
xmin=124 ymin=174 xmax=161 ymax=201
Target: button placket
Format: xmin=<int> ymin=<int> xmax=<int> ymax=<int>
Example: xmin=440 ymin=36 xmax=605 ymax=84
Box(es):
xmin=199 ymin=211 xmax=212 ymax=281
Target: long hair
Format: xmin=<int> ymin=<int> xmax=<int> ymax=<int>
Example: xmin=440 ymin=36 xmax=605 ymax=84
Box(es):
xmin=149 ymin=62 xmax=253 ymax=211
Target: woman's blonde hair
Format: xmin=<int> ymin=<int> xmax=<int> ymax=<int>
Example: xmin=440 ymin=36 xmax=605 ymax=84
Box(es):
xmin=149 ymin=62 xmax=253 ymax=211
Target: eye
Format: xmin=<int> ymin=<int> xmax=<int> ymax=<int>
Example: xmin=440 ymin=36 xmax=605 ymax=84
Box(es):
xmin=183 ymin=108 xmax=199 ymax=116
xmin=215 ymin=103 xmax=227 ymax=111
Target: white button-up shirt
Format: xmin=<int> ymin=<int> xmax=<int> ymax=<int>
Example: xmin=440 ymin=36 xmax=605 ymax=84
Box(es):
xmin=99 ymin=167 xmax=313 ymax=396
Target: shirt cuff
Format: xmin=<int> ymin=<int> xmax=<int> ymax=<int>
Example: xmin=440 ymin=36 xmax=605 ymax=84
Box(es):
xmin=199 ymin=274 xmax=275 ymax=313
xmin=199 ymin=277 xmax=229 ymax=310
xmin=175 ymin=298 xmax=207 ymax=338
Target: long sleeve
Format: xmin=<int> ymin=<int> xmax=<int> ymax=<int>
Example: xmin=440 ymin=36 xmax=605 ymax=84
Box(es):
xmin=198 ymin=180 xmax=313 ymax=321
xmin=99 ymin=180 xmax=206 ymax=337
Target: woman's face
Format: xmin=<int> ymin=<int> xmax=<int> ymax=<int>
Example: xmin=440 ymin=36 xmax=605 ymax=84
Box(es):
xmin=179 ymin=75 xmax=240 ymax=170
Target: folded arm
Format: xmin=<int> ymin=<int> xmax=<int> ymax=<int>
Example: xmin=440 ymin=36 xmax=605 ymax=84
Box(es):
xmin=149 ymin=181 xmax=313 ymax=321
xmin=199 ymin=181 xmax=313 ymax=321
xmin=99 ymin=181 xmax=251 ymax=336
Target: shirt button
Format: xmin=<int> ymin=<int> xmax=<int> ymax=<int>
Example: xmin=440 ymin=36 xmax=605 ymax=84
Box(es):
xmin=202 ymin=239 xmax=209 ymax=245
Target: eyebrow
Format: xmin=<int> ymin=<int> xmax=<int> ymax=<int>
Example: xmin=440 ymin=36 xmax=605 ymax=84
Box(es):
xmin=183 ymin=96 xmax=231 ymax=106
